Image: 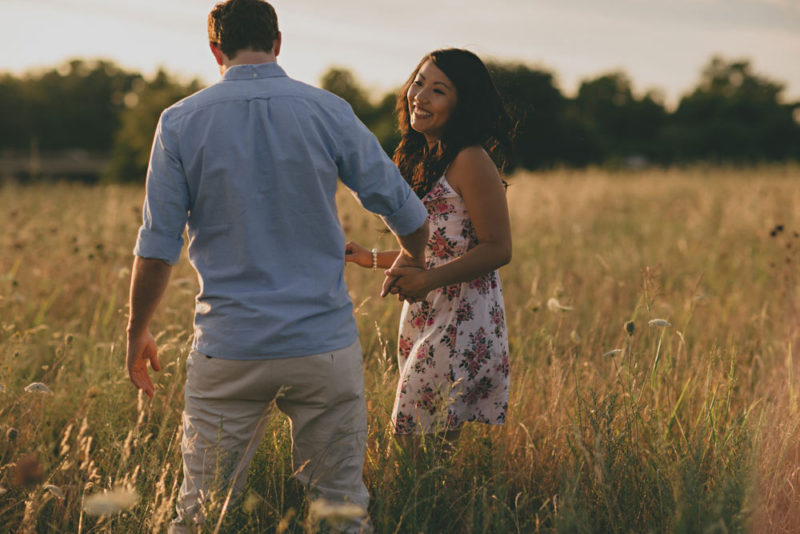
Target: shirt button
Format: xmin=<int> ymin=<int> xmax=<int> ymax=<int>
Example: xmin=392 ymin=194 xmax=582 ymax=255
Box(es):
xmin=253 ymin=73 xmax=257 ymax=78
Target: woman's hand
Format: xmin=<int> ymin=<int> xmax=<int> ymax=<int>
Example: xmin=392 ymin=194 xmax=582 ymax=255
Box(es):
xmin=385 ymin=265 xmax=430 ymax=302
xmin=345 ymin=241 xmax=372 ymax=268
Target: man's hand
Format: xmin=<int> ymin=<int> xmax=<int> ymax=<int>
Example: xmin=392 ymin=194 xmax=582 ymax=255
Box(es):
xmin=126 ymin=329 xmax=161 ymax=398
xmin=126 ymin=256 xmax=172 ymax=399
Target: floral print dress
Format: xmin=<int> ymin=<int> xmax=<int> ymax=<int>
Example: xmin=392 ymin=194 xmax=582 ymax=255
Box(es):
xmin=392 ymin=175 xmax=510 ymax=434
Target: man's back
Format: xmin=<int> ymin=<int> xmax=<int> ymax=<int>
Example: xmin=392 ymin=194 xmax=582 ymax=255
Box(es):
xmin=135 ymin=62 xmax=424 ymax=359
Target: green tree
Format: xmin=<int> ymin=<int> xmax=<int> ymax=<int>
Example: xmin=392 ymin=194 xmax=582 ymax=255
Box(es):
xmin=488 ymin=63 xmax=574 ymax=169
xmin=572 ymin=71 xmax=667 ymax=164
xmin=26 ymin=60 xmax=141 ymax=151
xmin=665 ymin=57 xmax=800 ymax=162
xmin=106 ymin=70 xmax=201 ymax=182
xmin=0 ymin=74 xmax=27 ymax=149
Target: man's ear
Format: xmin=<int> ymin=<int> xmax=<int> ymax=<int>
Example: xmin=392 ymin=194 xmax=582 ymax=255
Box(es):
xmin=209 ymin=42 xmax=224 ymax=66
xmin=273 ymin=32 xmax=282 ymax=57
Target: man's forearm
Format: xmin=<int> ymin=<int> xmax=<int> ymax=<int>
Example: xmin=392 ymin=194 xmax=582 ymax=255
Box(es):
xmin=128 ymin=256 xmax=173 ymax=335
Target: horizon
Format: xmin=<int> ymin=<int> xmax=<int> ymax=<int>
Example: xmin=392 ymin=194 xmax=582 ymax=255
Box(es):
xmin=4 ymin=0 xmax=800 ymax=107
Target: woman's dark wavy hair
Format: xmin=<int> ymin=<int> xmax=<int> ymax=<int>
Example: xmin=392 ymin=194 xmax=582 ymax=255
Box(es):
xmin=394 ymin=48 xmax=514 ymax=198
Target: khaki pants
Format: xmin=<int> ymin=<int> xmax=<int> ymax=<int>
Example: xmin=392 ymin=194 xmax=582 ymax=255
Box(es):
xmin=169 ymin=340 xmax=370 ymax=533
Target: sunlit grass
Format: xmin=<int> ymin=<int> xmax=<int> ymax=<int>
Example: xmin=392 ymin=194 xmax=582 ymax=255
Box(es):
xmin=1 ymin=165 xmax=799 ymax=532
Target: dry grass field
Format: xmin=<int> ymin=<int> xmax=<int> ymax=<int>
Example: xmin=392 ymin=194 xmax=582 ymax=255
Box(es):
xmin=1 ymin=166 xmax=799 ymax=532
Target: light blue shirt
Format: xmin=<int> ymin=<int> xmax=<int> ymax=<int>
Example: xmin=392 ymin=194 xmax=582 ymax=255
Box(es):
xmin=134 ymin=62 xmax=427 ymax=360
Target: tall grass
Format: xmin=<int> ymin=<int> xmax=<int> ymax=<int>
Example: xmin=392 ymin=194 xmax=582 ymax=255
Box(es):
xmin=1 ymin=166 xmax=798 ymax=532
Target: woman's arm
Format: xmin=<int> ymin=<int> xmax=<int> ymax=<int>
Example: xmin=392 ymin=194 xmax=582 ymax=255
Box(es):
xmin=345 ymin=241 xmax=401 ymax=270
xmin=387 ymin=147 xmax=511 ymax=300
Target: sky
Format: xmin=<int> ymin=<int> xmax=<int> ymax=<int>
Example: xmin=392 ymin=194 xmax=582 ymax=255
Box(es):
xmin=5 ymin=0 xmax=800 ymax=107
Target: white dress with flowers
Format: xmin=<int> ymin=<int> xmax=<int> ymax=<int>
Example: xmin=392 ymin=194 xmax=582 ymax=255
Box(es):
xmin=392 ymin=175 xmax=510 ymax=435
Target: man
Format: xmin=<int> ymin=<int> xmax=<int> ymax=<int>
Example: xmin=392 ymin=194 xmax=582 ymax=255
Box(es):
xmin=125 ymin=0 xmax=429 ymax=531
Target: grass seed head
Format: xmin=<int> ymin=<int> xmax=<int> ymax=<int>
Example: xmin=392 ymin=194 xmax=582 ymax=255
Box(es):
xmin=648 ymin=318 xmax=672 ymax=328
xmin=603 ymin=349 xmax=623 ymax=358
xmin=547 ymin=297 xmax=573 ymax=312
xmin=624 ymin=320 xmax=635 ymax=336
xmin=570 ymin=330 xmax=581 ymax=344
xmin=83 ymin=487 xmax=138 ymax=516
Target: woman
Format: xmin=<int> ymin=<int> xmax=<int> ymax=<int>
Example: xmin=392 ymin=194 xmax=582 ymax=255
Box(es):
xmin=346 ymin=48 xmax=512 ymax=440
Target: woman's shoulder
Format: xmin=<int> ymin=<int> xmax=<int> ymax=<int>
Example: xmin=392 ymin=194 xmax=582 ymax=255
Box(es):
xmin=445 ymin=146 xmax=501 ymax=194
xmin=451 ymin=145 xmax=493 ymax=167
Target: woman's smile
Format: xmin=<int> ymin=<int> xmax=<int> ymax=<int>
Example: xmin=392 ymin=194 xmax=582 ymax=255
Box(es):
xmin=406 ymin=59 xmax=458 ymax=145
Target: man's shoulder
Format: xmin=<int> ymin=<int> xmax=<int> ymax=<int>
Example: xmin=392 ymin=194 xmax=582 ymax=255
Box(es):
xmin=275 ymin=77 xmax=355 ymax=117
xmin=164 ymin=75 xmax=352 ymax=119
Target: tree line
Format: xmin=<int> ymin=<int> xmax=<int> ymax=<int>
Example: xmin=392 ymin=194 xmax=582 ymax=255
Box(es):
xmin=0 ymin=56 xmax=798 ymax=182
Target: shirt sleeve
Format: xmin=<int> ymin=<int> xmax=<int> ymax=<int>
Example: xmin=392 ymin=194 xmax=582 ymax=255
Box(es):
xmin=335 ymin=107 xmax=428 ymax=237
xmin=133 ymin=111 xmax=190 ymax=265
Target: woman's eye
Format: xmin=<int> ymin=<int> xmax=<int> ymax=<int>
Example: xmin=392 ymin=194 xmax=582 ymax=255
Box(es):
xmin=434 ymin=89 xmax=445 ymax=95
xmin=413 ymin=80 xmax=423 ymax=86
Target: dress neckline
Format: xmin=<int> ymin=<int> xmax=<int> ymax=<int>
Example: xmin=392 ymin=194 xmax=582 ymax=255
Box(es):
xmin=424 ymin=175 xmax=460 ymax=201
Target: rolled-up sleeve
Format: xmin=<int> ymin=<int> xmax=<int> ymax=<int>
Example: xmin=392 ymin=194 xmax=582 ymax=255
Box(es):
xmin=335 ymin=108 xmax=427 ymax=236
xmin=133 ymin=111 xmax=190 ymax=265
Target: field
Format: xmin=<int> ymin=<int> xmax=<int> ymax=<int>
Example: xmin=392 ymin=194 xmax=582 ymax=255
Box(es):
xmin=1 ymin=166 xmax=799 ymax=533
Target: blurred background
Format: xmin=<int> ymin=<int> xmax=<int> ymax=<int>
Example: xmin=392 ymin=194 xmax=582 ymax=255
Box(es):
xmin=2 ymin=0 xmax=799 ymax=182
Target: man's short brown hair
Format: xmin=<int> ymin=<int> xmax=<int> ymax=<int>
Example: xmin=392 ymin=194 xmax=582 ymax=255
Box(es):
xmin=208 ymin=0 xmax=279 ymax=59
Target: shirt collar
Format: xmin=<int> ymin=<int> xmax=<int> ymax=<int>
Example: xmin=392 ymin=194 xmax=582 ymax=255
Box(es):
xmin=222 ymin=62 xmax=287 ymax=81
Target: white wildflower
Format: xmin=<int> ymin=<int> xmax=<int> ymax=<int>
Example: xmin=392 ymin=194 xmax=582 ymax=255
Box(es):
xmin=602 ymin=349 xmax=623 ymax=358
xmin=24 ymin=382 xmax=52 ymax=394
xmin=45 ymin=485 xmax=65 ymax=500
xmin=648 ymin=319 xmax=672 ymax=328
xmin=547 ymin=297 xmax=573 ymax=312
xmin=83 ymin=488 xmax=138 ymax=516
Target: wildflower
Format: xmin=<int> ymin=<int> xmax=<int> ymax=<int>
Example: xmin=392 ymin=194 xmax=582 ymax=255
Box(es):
xmin=24 ymin=382 xmax=52 ymax=394
xmin=648 ymin=319 xmax=671 ymax=328
xmin=83 ymin=487 xmax=138 ymax=516
xmin=243 ymin=491 xmax=260 ymax=513
xmin=45 ymin=485 xmax=65 ymax=500
xmin=624 ymin=320 xmax=635 ymax=336
xmin=603 ymin=349 xmax=623 ymax=358
xmin=547 ymin=297 xmax=573 ymax=312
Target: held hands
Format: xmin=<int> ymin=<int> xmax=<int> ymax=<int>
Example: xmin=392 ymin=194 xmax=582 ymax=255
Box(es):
xmin=346 ymin=241 xmax=429 ymax=302
xmin=126 ymin=328 xmax=161 ymax=398
xmin=381 ymin=252 xmax=429 ymax=302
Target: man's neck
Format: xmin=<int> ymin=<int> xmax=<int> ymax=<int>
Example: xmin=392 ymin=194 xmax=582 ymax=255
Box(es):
xmin=219 ymin=50 xmax=277 ymax=75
